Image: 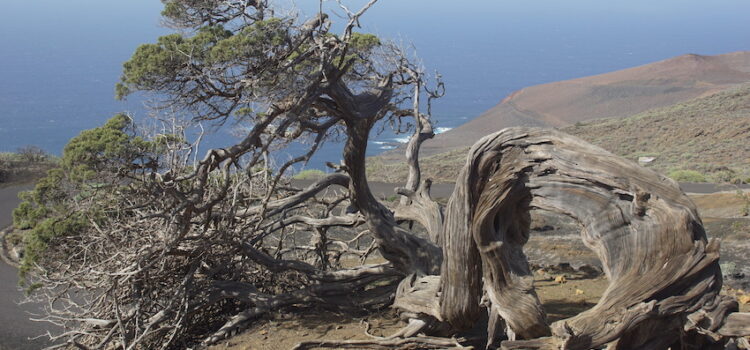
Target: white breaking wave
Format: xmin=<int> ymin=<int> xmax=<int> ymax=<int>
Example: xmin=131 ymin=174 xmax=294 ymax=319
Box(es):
xmin=383 ymin=127 xmax=452 ymax=145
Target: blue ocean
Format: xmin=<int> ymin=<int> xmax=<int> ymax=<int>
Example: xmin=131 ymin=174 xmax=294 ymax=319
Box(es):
xmin=1 ymin=0 xmax=749 ymax=169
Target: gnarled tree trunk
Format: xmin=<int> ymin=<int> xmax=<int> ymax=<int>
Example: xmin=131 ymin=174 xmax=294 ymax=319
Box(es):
xmin=436 ymin=127 xmax=740 ymax=349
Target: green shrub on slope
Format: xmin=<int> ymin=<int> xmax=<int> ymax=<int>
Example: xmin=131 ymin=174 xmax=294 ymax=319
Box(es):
xmin=668 ymin=170 xmax=707 ymax=183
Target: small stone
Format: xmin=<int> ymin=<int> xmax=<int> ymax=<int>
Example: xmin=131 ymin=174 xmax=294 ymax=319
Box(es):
xmin=554 ymin=275 xmax=567 ymax=284
xmin=739 ymin=294 xmax=750 ymax=305
xmin=721 ymin=262 xmax=738 ymax=277
xmin=575 ymin=289 xmax=584 ymax=295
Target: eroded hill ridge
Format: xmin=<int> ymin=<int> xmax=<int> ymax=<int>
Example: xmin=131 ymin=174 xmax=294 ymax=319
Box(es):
xmin=422 ymin=51 xmax=750 ymax=156
xmin=369 ymin=52 xmax=750 ymax=184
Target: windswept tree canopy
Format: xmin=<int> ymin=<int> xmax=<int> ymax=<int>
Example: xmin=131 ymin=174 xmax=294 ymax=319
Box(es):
xmin=117 ymin=0 xmax=386 ymax=124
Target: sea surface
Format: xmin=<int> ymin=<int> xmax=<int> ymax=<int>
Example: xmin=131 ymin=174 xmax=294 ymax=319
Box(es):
xmin=1 ymin=0 xmax=750 ymax=170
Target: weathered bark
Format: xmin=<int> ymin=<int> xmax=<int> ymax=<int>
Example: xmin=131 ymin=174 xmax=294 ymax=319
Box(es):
xmin=394 ymin=179 xmax=444 ymax=243
xmin=333 ymin=77 xmax=442 ymax=276
xmin=392 ymin=66 xmax=444 ymax=244
xmin=719 ymin=313 xmax=750 ymax=337
xmin=437 ymin=127 xmax=734 ymax=349
xmin=438 ymin=161 xmax=484 ymax=330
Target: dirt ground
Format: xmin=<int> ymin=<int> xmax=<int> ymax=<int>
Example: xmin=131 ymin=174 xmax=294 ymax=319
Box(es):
xmin=691 ymin=191 xmax=750 ymax=219
xmin=210 ymin=271 xmax=749 ymax=350
xmin=209 ymin=271 xmax=609 ymax=350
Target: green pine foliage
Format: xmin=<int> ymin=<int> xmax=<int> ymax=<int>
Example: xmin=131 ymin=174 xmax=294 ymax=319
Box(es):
xmin=115 ymin=11 xmax=382 ymax=127
xmin=115 ymin=21 xmax=290 ymax=100
xmin=13 ymin=114 xmax=157 ymax=278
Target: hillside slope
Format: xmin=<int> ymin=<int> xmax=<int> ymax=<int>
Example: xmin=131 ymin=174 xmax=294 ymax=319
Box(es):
xmin=369 ymin=83 xmax=750 ymax=184
xmin=423 ymin=51 xmax=750 ymax=155
xmin=563 ymin=83 xmax=750 ymax=182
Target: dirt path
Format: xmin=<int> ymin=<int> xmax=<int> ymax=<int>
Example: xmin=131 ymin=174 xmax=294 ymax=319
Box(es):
xmin=0 ymin=184 xmax=51 ymax=350
xmin=210 ymin=272 xmax=610 ymax=350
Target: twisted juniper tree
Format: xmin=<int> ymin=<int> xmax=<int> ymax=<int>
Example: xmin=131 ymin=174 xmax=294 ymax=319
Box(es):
xmin=15 ymin=1 xmax=750 ymax=349
xmin=16 ymin=1 xmax=450 ymax=348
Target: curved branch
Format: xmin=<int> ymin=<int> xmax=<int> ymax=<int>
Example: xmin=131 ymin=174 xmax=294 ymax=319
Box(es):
xmin=440 ymin=127 xmax=728 ymax=348
xmin=241 ymin=243 xmax=400 ymax=281
xmin=236 ymin=173 xmax=349 ymax=217
xmin=393 ymin=179 xmax=443 ymax=244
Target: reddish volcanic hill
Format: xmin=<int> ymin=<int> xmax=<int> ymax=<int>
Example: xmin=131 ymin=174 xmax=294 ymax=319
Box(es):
xmin=426 ymin=51 xmax=750 ymax=154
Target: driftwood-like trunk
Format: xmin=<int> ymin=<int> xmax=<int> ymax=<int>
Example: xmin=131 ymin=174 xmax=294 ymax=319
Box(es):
xmin=436 ymin=127 xmax=740 ymax=349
